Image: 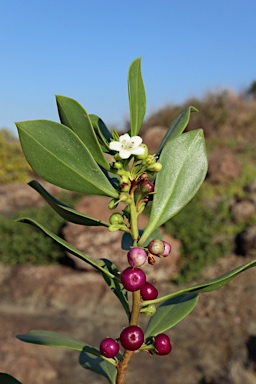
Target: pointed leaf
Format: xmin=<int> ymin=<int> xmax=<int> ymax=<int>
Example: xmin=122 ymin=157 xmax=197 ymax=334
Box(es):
xmin=96 ymin=258 xmax=130 ymax=318
xmin=157 ymin=106 xmax=198 ymax=155
xmin=143 ymin=259 xmax=256 ymax=306
xmin=89 ymin=114 xmax=113 ymax=147
xmin=28 ymin=180 xmax=109 ymax=227
xmin=16 ymin=120 xmax=118 ymax=197
xmin=79 ymin=350 xmax=117 ymax=384
xmin=0 ymin=374 xmax=22 ymax=384
xmin=16 ymin=330 xmax=86 ymax=351
xmin=17 ymin=218 xmax=115 ymax=279
xmin=56 ymin=95 xmax=110 ymax=170
xmin=128 ymin=57 xmax=146 ymax=136
xmin=139 ymin=130 xmax=208 ymax=245
xmin=144 ymin=293 xmax=198 ymax=338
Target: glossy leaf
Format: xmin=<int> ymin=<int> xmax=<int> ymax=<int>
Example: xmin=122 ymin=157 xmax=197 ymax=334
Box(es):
xmin=144 ymin=294 xmax=198 ymax=338
xmin=28 ymin=180 xmax=109 ymax=227
xmin=96 ymin=258 xmax=130 ymax=318
xmin=128 ymin=57 xmax=146 ymax=136
xmin=79 ymin=349 xmax=117 ymax=384
xmin=56 ymin=95 xmax=110 ymax=170
xmin=143 ymin=259 xmax=256 ymax=306
xmin=89 ymin=114 xmax=113 ymax=148
xmin=0 ymin=374 xmax=22 ymax=384
xmin=157 ymin=106 xmax=198 ymax=155
xmin=17 ymin=218 xmax=115 ymax=279
xmin=16 ymin=120 xmax=118 ymax=198
xmin=121 ymin=228 xmax=162 ymax=250
xmin=139 ymin=130 xmax=208 ymax=245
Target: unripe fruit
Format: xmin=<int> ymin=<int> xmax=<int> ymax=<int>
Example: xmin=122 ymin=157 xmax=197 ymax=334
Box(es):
xmin=109 ymin=213 xmax=124 ymax=225
xmin=141 ymin=304 xmax=156 ymax=317
xmin=140 ymin=179 xmax=155 ymax=194
xmin=120 ymin=326 xmax=144 ymax=351
xmin=162 ymin=241 xmax=172 ymax=257
xmin=148 ymin=239 xmax=165 ymax=256
xmin=127 ymin=248 xmax=147 ymax=267
xmin=154 ymin=333 xmax=172 ymax=356
xmin=147 ymin=162 xmax=162 ymax=172
xmin=140 ymin=282 xmax=158 ymax=300
xmin=121 ymin=267 xmax=146 ymax=291
xmin=100 ymin=337 xmax=119 ymax=358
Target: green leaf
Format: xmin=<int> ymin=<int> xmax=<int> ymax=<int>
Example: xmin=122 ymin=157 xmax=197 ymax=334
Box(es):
xmin=144 ymin=294 xmax=199 ymax=338
xmin=143 ymin=259 xmax=256 ymax=307
xmin=89 ymin=114 xmax=113 ymax=148
xmin=128 ymin=57 xmax=146 ymax=136
xmin=96 ymin=258 xmax=130 ymax=318
xmin=79 ymin=350 xmax=117 ymax=384
xmin=28 ymin=180 xmax=109 ymax=227
xmin=16 ymin=330 xmax=87 ymax=351
xmin=16 ymin=120 xmax=118 ymax=198
xmin=139 ymin=130 xmax=208 ymax=245
xmin=157 ymin=106 xmax=198 ymax=155
xmin=121 ymin=228 xmax=162 ymax=250
xmin=56 ymin=95 xmax=110 ymax=170
xmin=0 ymin=373 xmax=22 ymax=384
xmin=17 ymin=218 xmax=115 ymax=279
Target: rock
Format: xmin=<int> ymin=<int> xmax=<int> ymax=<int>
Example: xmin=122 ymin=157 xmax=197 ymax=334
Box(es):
xmin=207 ymin=150 xmax=241 ymax=184
xmin=235 ymin=226 xmax=256 ymax=256
xmin=231 ymin=200 xmax=256 ymax=223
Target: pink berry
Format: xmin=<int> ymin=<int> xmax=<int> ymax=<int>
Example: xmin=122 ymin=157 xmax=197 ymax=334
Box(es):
xmin=127 ymin=248 xmax=147 ymax=267
xmin=140 ymin=282 xmax=158 ymax=300
xmin=148 ymin=239 xmax=165 ymax=256
xmin=120 ymin=326 xmax=144 ymax=351
xmin=154 ymin=333 xmax=172 ymax=355
xmin=162 ymin=241 xmax=172 ymax=257
xmin=100 ymin=337 xmax=119 ymax=358
xmin=121 ymin=267 xmax=146 ymax=292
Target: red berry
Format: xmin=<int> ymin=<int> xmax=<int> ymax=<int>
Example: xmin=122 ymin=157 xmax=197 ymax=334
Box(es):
xmin=148 ymin=239 xmax=165 ymax=256
xmin=154 ymin=333 xmax=172 ymax=355
xmin=121 ymin=267 xmax=146 ymax=292
xmin=120 ymin=326 xmax=144 ymax=351
xmin=140 ymin=282 xmax=158 ymax=300
xmin=100 ymin=337 xmax=119 ymax=358
xmin=127 ymin=248 xmax=147 ymax=267
xmin=140 ymin=179 xmax=155 ymax=194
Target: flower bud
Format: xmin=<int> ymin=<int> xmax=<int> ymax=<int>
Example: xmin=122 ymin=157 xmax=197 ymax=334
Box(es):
xmin=119 ymin=192 xmax=132 ymax=205
xmin=147 ymin=162 xmax=162 ymax=172
xmin=148 ymin=239 xmax=165 ymax=256
xmin=143 ymin=155 xmax=156 ymax=166
xmin=113 ymin=161 xmax=123 ymax=170
xmin=127 ymin=247 xmax=147 ymax=267
xmin=108 ymin=199 xmax=118 ymax=210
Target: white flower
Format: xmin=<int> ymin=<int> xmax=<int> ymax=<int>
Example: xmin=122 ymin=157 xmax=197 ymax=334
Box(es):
xmin=109 ymin=133 xmax=145 ymax=159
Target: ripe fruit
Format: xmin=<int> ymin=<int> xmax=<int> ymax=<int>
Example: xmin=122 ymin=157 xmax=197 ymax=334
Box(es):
xmin=162 ymin=241 xmax=172 ymax=257
xmin=127 ymin=248 xmax=147 ymax=267
xmin=100 ymin=337 xmax=119 ymax=358
xmin=120 ymin=326 xmax=144 ymax=351
xmin=140 ymin=179 xmax=155 ymax=194
xmin=121 ymin=267 xmax=146 ymax=291
xmin=154 ymin=333 xmax=172 ymax=355
xmin=140 ymin=282 xmax=158 ymax=300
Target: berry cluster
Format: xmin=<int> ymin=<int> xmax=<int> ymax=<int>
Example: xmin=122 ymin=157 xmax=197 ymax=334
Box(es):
xmin=99 ymin=240 xmax=173 ymax=358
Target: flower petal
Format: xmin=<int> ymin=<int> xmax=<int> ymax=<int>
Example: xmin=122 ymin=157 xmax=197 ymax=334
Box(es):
xmin=119 ymin=149 xmax=132 ymax=159
xmin=130 ymin=136 xmax=143 ymax=146
xmin=131 ymin=146 xmax=145 ymax=155
xmin=119 ymin=133 xmax=131 ymax=142
xmin=109 ymin=141 xmax=121 ymax=151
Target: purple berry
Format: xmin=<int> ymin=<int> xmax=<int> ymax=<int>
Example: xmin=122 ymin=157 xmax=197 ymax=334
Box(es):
xmin=140 ymin=179 xmax=155 ymax=194
xmin=100 ymin=337 xmax=119 ymax=358
xmin=154 ymin=333 xmax=172 ymax=356
xmin=127 ymin=248 xmax=147 ymax=267
xmin=148 ymin=239 xmax=165 ymax=256
xmin=121 ymin=267 xmax=146 ymax=292
xmin=140 ymin=282 xmax=158 ymax=300
xmin=161 ymin=241 xmax=172 ymax=257
xmin=120 ymin=326 xmax=144 ymax=351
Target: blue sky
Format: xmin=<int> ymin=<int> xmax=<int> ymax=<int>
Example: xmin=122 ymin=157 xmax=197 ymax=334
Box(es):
xmin=1 ymin=0 xmax=256 ymax=134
